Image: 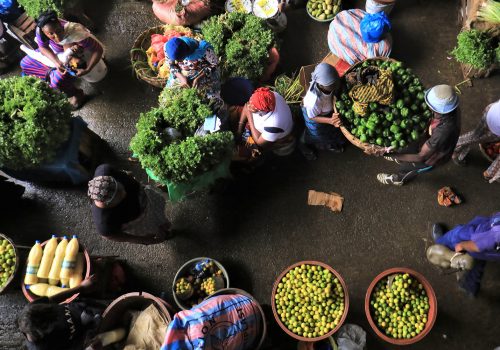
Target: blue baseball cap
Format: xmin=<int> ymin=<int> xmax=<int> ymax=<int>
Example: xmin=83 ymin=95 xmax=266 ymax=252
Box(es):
xmin=424 ymin=85 xmax=459 ymax=114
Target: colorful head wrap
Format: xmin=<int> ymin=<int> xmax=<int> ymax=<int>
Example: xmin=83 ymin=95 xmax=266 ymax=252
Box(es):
xmin=87 ymin=176 xmax=118 ymax=203
xmin=165 ymin=37 xmax=191 ymax=61
xmin=249 ymin=87 xmax=276 ymax=112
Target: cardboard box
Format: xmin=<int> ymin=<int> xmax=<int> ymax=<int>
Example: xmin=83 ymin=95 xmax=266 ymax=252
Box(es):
xmin=298 ymin=53 xmax=350 ymax=96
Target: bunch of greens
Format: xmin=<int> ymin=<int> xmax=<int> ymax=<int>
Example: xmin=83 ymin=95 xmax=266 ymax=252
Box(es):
xmin=477 ymin=0 xmax=500 ymax=24
xmin=451 ymin=29 xmax=497 ymax=69
xmin=17 ymin=0 xmax=64 ymax=18
xmin=201 ymin=12 xmax=275 ymax=81
xmin=0 ymin=77 xmax=71 ymax=170
xmin=270 ymin=73 xmax=303 ymax=104
xmin=337 ymin=59 xmax=433 ymax=150
xmin=130 ymin=88 xmax=233 ymax=183
xmin=158 ymin=87 xmax=212 ymax=135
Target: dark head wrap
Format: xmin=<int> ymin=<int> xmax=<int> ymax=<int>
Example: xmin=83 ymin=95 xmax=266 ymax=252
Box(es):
xmin=35 ymin=10 xmax=59 ymax=28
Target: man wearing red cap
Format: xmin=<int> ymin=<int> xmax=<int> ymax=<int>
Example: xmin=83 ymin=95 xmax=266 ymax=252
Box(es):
xmin=235 ymin=87 xmax=294 ymax=155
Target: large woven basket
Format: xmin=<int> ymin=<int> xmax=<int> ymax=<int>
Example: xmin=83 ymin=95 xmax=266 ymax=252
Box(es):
xmin=338 ymin=57 xmax=399 ymax=153
xmin=131 ymin=25 xmax=169 ymax=88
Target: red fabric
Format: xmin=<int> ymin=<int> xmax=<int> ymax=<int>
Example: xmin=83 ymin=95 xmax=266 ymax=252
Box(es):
xmin=334 ymin=58 xmax=351 ymax=77
xmin=250 ymin=87 xmax=276 ymax=112
xmin=150 ymin=30 xmax=187 ymax=64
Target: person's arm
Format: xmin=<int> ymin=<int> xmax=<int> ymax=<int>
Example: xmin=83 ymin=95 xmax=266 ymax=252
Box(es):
xmin=455 ymin=241 xmax=480 ymax=253
xmin=246 ymin=113 xmax=270 ymax=147
xmin=390 ymin=142 xmax=435 ymax=163
xmin=237 ymin=104 xmax=251 ymax=135
xmin=76 ymin=37 xmax=104 ymax=77
xmin=45 ymin=275 xmax=97 ymax=304
xmin=311 ymin=112 xmax=341 ymax=126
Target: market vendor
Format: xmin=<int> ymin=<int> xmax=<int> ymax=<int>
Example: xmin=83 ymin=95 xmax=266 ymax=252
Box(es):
xmin=18 ymin=275 xmax=105 ymax=350
xmin=88 ymin=164 xmax=172 ymax=245
xmin=374 ymin=85 xmax=461 ymax=186
xmin=230 ymin=87 xmax=295 ymax=161
xmin=430 ymin=212 xmax=500 ymax=297
xmin=165 ymin=36 xmax=223 ymax=111
xmin=300 ymin=63 xmax=345 ymax=161
xmin=20 ymin=10 xmax=105 ymax=109
xmin=453 ymin=99 xmax=500 ymax=183
xmin=327 ymin=9 xmax=392 ymax=65
xmin=161 ymin=293 xmax=263 ymax=350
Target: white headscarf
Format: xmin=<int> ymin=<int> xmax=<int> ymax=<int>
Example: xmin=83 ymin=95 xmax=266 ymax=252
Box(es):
xmin=486 ymin=100 xmax=500 ymax=136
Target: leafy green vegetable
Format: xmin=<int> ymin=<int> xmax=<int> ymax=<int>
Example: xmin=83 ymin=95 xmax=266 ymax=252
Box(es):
xmin=201 ymin=13 xmax=276 ymax=81
xmin=0 ymin=76 xmax=71 ymax=170
xmin=18 ymin=0 xmax=65 ymax=18
xmin=451 ymin=29 xmax=496 ymax=69
xmin=477 ymin=0 xmax=500 ymax=24
xmin=131 ymin=88 xmax=234 ymax=183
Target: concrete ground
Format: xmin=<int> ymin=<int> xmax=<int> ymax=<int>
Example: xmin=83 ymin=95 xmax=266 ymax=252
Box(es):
xmin=0 ymin=0 xmax=499 ymax=349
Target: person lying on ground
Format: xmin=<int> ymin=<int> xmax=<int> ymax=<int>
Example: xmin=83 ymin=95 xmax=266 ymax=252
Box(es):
xmin=18 ymin=275 xmax=105 ymax=350
xmin=165 ymin=36 xmax=223 ymax=111
xmin=299 ymin=63 xmax=346 ymax=160
xmin=431 ymin=212 xmax=500 ymax=297
xmin=88 ymin=164 xmax=172 ymax=245
xmin=369 ymin=85 xmax=461 ymax=186
xmin=230 ymin=87 xmax=295 ymax=161
xmin=453 ymin=98 xmax=500 ymax=183
xmin=20 ymin=10 xmax=105 ymax=109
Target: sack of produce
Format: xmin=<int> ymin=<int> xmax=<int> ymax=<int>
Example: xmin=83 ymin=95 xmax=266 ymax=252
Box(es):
xmin=161 ymin=294 xmax=262 ymax=350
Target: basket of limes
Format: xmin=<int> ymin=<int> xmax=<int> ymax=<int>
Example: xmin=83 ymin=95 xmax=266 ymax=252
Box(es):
xmin=0 ymin=233 xmax=19 ymax=294
xmin=365 ymin=268 xmax=437 ymax=345
xmin=271 ymin=261 xmax=349 ymax=341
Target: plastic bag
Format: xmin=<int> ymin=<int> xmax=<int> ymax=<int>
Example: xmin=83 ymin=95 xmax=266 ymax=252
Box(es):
xmin=336 ymin=324 xmax=366 ymax=350
xmin=360 ymin=12 xmax=391 ymax=43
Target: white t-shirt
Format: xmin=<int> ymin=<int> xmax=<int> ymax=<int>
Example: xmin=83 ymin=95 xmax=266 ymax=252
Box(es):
xmin=252 ymin=92 xmax=293 ymax=142
xmin=303 ymin=88 xmax=333 ymax=119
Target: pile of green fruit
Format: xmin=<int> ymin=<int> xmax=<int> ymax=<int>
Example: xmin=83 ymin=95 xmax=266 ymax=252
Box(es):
xmin=306 ymin=0 xmax=340 ymax=21
xmin=370 ymin=273 xmax=430 ymax=340
xmin=0 ymin=238 xmax=16 ymax=289
xmin=337 ymin=59 xmax=433 ymax=150
xmin=274 ymin=264 xmax=345 ymax=339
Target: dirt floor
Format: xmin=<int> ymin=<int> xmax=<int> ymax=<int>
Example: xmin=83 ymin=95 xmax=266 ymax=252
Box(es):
xmin=0 ymin=0 xmax=499 ymax=349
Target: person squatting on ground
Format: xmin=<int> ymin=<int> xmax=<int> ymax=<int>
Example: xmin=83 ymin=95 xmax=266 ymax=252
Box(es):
xmin=88 ymin=164 xmax=172 ymax=245
xmin=20 ymin=10 xmax=105 ymax=109
xmin=374 ymin=84 xmax=461 ymax=185
xmin=431 ymin=212 xmax=500 ymax=297
xmin=230 ymin=87 xmax=295 ymax=162
xmin=453 ymin=98 xmax=500 ymax=183
xmin=18 ymin=276 xmax=104 ymax=350
xmin=299 ymin=63 xmax=346 ymax=160
xmin=165 ymin=36 xmax=223 ymax=111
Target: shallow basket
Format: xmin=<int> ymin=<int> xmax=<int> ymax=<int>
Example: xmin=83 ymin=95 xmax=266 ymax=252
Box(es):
xmin=21 ymin=237 xmax=91 ymax=304
xmin=172 ymin=257 xmax=230 ymax=310
xmin=338 ymin=56 xmax=400 ymax=154
xmin=0 ymin=233 xmax=20 ymax=294
xmin=364 ymin=267 xmax=437 ymax=345
xmin=271 ymin=260 xmax=349 ymax=342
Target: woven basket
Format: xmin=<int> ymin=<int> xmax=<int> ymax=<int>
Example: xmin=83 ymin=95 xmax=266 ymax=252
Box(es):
xmin=338 ymin=56 xmax=406 ymax=153
xmin=0 ymin=233 xmax=19 ymax=294
xmin=131 ymin=25 xmax=169 ymax=88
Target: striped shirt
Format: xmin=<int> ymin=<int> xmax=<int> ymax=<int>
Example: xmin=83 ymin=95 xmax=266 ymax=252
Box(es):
xmin=35 ymin=20 xmax=100 ymax=54
xmin=327 ymin=9 xmax=392 ymax=65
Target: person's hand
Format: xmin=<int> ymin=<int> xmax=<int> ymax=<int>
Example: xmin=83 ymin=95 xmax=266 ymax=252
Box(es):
xmin=331 ymin=112 xmax=342 ymax=127
xmin=80 ymin=274 xmax=97 ymax=290
xmin=76 ymin=68 xmax=89 ymax=77
xmin=192 ymin=71 xmax=205 ymax=88
xmin=455 ymin=243 xmax=466 ymax=253
xmin=364 ymin=145 xmax=394 ymax=156
xmin=175 ymin=72 xmax=189 ymax=87
xmin=55 ymin=60 xmax=66 ymax=73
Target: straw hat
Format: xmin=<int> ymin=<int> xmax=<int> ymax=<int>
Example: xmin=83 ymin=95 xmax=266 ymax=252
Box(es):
xmin=424 ymin=85 xmax=459 ymax=114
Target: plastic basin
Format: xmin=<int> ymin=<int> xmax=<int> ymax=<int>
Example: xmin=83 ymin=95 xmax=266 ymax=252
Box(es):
xmin=21 ymin=237 xmax=91 ymax=304
xmin=271 ymin=260 xmax=349 ymax=342
xmin=172 ymin=257 xmax=230 ymax=310
xmin=364 ymin=267 xmax=437 ymax=345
